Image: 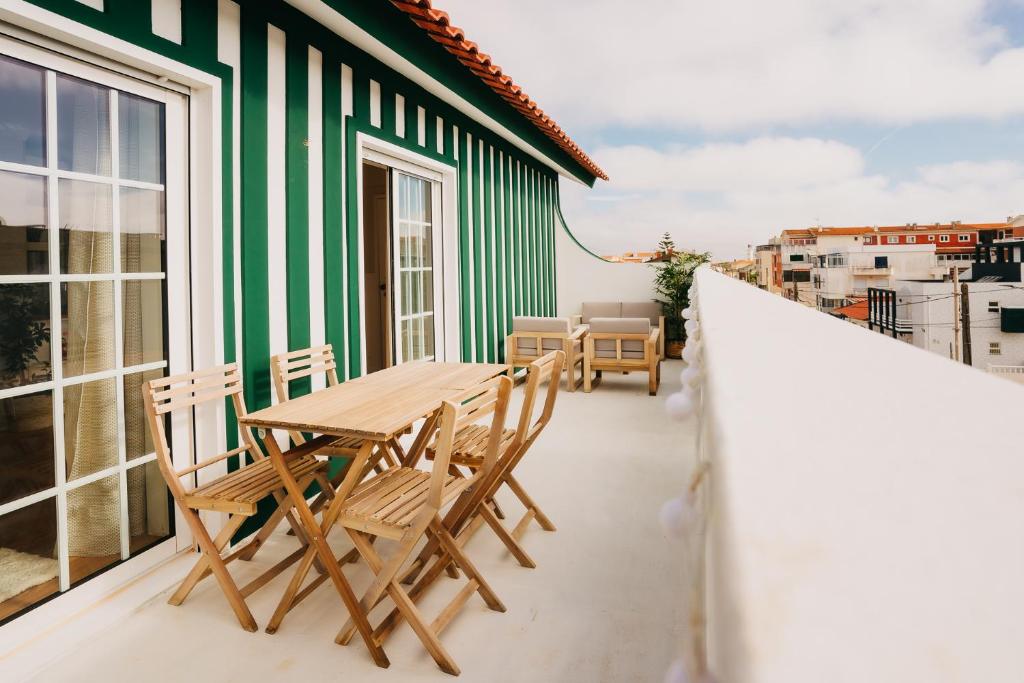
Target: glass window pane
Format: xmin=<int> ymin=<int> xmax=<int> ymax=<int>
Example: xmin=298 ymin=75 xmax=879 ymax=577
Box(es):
xmin=0 ymin=55 xmax=46 ymax=167
xmin=64 ymin=377 xmax=118 ymax=480
xmin=411 ymin=265 xmax=420 ymax=311
xmin=400 ymin=271 xmax=411 ymax=316
xmin=123 ymin=280 xmax=165 ymax=367
xmin=118 ymin=92 xmax=164 ymax=184
xmin=57 ymin=75 xmax=111 ymax=176
xmin=0 ymin=171 xmax=48 ymax=276
xmin=0 ymin=497 xmax=58 ymax=622
xmin=420 ymin=180 xmax=431 ymax=223
xmin=424 ymin=314 xmax=434 ymax=358
xmin=120 ymin=187 xmax=165 ymax=272
xmin=398 ymin=174 xmax=408 ymax=220
xmin=401 ymin=319 xmax=410 ymax=361
xmin=0 ymin=390 xmax=55 ymax=505
xmin=422 ymin=222 xmax=432 ymax=267
xmin=127 ymin=460 xmax=171 ymax=555
xmin=67 ymin=474 xmax=120 ymax=582
xmin=123 ymin=369 xmax=163 ymax=461
xmin=0 ymin=283 xmax=51 ymax=389
xmin=422 ymin=271 xmax=433 ymax=314
xmin=59 ymin=178 xmax=113 ymax=274
xmin=62 ymin=281 xmax=115 ymax=377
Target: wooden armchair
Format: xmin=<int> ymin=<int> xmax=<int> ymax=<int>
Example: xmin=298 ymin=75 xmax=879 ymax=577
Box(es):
xmin=505 ymin=316 xmax=586 ymax=391
xmin=583 ymin=317 xmax=662 ymax=396
xmin=572 ymin=301 xmax=666 ymax=359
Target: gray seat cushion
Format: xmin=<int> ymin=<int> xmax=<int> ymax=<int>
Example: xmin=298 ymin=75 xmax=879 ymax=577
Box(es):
xmin=512 ymin=316 xmax=571 ymax=355
xmin=621 ymin=301 xmax=663 ymax=327
xmin=589 ymin=317 xmax=650 ymax=359
xmin=581 ymin=301 xmax=621 ymax=325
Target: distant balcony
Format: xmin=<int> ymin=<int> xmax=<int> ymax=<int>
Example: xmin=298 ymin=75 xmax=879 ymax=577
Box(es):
xmin=851 ymin=265 xmax=893 ymax=276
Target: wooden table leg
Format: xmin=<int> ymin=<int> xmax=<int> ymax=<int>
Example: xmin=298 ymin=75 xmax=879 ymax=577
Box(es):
xmin=262 ymin=432 xmax=389 ymax=669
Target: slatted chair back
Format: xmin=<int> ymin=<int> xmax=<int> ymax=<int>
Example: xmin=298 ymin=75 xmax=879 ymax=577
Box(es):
xmin=512 ymin=350 xmax=565 ymax=450
xmin=431 ymin=375 xmax=513 ymax=508
xmin=270 ymin=344 xmax=340 ymax=444
xmin=143 ymin=363 xmax=260 ymax=499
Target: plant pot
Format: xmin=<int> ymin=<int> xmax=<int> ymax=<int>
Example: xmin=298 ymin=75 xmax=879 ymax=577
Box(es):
xmin=667 ymin=341 xmax=684 ymax=359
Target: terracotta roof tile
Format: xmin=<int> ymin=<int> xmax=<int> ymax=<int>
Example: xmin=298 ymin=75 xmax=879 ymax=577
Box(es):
xmin=388 ymin=0 xmax=608 ymax=181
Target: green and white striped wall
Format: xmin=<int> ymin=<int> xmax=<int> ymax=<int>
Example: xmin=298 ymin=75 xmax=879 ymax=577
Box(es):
xmin=25 ymin=0 xmax=574 ymax=418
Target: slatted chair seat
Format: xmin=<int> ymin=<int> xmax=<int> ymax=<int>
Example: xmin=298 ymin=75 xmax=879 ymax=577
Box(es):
xmin=184 ymin=456 xmax=325 ymax=516
xmin=339 ymin=467 xmax=476 ymax=539
xmin=425 ymin=424 xmax=516 ymax=468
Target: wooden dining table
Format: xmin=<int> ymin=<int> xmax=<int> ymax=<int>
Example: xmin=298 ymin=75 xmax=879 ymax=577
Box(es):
xmin=237 ymin=361 xmax=508 ymax=668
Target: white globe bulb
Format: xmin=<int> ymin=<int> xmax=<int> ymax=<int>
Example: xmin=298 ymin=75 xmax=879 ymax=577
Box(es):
xmin=681 ymin=306 xmax=696 ymax=320
xmin=663 ymin=659 xmax=689 ymax=683
xmin=665 ymin=391 xmax=695 ymax=420
xmin=684 ymin=318 xmax=698 ymax=335
xmin=659 ymin=496 xmax=697 ymax=539
xmin=681 ymin=342 xmax=702 ymax=364
xmin=680 ymin=365 xmax=702 ymax=387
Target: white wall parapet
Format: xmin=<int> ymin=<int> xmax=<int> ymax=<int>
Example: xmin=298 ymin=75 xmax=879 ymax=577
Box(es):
xmin=696 ymin=266 xmax=1024 ymax=682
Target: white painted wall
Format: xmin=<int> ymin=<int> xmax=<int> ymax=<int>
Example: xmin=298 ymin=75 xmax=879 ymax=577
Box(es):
xmin=554 ymin=210 xmax=656 ymax=318
xmin=696 ymin=267 xmax=1024 ymax=683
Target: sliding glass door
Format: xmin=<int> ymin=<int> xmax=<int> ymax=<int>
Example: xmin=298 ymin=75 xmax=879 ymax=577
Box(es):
xmin=0 ymin=40 xmax=185 ymax=624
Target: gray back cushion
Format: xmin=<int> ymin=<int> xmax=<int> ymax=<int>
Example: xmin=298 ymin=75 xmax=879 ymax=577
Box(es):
xmin=621 ymin=301 xmax=662 ymax=326
xmin=589 ymin=317 xmax=650 ymax=359
xmin=581 ymin=301 xmax=621 ymax=324
xmin=513 ymin=316 xmax=570 ymax=354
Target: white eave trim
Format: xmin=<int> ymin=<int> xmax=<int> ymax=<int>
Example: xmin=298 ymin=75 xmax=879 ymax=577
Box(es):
xmin=285 ymin=0 xmax=587 ymax=185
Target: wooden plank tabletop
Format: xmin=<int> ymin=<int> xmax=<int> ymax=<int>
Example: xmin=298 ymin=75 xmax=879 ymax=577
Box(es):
xmin=239 ymin=362 xmax=508 ymax=440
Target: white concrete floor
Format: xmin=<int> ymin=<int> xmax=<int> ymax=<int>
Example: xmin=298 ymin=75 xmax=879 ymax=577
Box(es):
xmin=24 ymin=361 xmax=693 ymax=683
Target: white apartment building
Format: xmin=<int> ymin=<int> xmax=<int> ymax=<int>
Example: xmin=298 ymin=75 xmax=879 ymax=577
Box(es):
xmin=811 ymin=244 xmax=945 ymax=311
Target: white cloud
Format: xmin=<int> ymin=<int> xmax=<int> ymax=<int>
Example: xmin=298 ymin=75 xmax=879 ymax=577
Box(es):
xmin=437 ymin=0 xmax=1024 ymax=132
xmin=558 ymin=142 xmax=1024 ymax=259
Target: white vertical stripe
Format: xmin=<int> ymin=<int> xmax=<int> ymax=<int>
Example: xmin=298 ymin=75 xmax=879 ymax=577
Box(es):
xmin=307 ymin=46 xmax=326 ymax=390
xmin=369 ymin=79 xmax=381 ymax=128
xmin=341 ymin=64 xmax=352 ymax=378
xmin=395 ymin=93 xmax=405 ymax=138
xmin=151 ymin=0 xmax=182 ymax=44
xmin=516 ymin=159 xmax=523 ymax=316
xmin=436 ymin=116 xmax=444 ymax=155
xmin=478 ymin=139 xmax=487 ymax=357
xmin=498 ymin=150 xmax=506 ymax=341
xmin=267 ymin=24 xmax=288 ymax=410
xmin=74 ymin=0 xmax=103 ymax=10
xmin=452 ymin=124 xmax=458 ymax=160
xmin=217 ymin=0 xmax=243 ymax=382
xmin=417 ymin=106 xmax=426 ymax=147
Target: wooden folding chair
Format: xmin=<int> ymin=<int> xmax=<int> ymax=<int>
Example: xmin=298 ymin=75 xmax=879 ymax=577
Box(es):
xmin=409 ymin=351 xmax=564 ymax=580
xmin=333 ymin=375 xmax=514 ymax=676
xmin=142 ymin=364 xmax=331 ymax=632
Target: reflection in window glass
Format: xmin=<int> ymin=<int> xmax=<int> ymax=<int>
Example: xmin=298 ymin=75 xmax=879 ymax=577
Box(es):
xmin=0 ymin=55 xmax=46 ymax=167
xmin=56 ymin=74 xmax=111 ymax=176
xmin=118 ymin=92 xmax=164 ymax=184
xmin=123 ymin=369 xmax=163 ymax=460
xmin=127 ymin=461 xmax=171 ymax=555
xmin=0 ymin=171 xmax=48 ymax=276
xmin=0 ymin=283 xmax=51 ymax=389
xmin=59 ymin=178 xmax=113 ymax=274
xmin=0 ymin=497 xmax=58 ymax=622
xmin=67 ymin=474 xmax=120 ymax=583
xmin=123 ymin=280 xmax=165 ymax=367
xmin=120 ymin=187 xmax=165 ymax=273
xmin=61 ymin=281 xmax=115 ymax=377
xmin=0 ymin=390 xmax=54 ymax=505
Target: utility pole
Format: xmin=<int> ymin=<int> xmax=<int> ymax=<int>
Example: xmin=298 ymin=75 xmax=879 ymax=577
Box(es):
xmin=951 ymin=266 xmax=961 ymax=362
xmin=960 ymin=281 xmax=972 ymax=366
xmin=793 ymin=275 xmax=799 ymax=305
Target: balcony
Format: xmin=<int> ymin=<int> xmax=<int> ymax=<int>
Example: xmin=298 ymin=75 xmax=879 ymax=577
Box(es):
xmin=695 ymin=268 xmax=1024 ymax=681
xmin=2 ymin=356 xmax=693 ymax=681
xmin=851 ymin=265 xmax=893 ymax=276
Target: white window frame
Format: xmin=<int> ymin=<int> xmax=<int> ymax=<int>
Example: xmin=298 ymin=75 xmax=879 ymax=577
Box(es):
xmin=958 ymin=234 xmax=971 ymax=243
xmin=0 ymin=8 xmax=224 ymax=651
xmin=886 ymin=236 xmax=898 ymax=244
xmin=990 ymin=342 xmax=1002 ymax=355
xmin=906 ymin=236 xmax=916 ymax=244
xmin=940 ymin=235 xmax=950 ymax=243
xmin=928 ymin=235 xmax=935 ymax=241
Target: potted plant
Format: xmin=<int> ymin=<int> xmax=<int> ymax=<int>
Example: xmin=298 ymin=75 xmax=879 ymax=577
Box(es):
xmin=651 ymin=236 xmax=709 ymax=358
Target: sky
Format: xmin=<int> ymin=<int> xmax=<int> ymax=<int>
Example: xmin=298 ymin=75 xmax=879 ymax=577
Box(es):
xmin=438 ymin=0 xmax=1024 ymax=259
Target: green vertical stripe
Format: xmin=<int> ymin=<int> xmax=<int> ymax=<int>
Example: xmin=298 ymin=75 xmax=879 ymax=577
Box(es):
xmin=322 ymin=60 xmax=345 ymax=376
xmin=542 ymin=174 xmax=551 ymax=315
xmin=380 ymin=83 xmax=395 ymax=135
xmin=405 ymin=97 xmax=418 ymax=146
xmin=458 ymin=128 xmax=471 ymax=359
xmin=504 ymin=153 xmax=514 ymax=324
xmin=424 ymin=112 xmax=437 ymax=153
xmin=483 ymin=145 xmax=495 ymax=362
xmin=551 ymin=176 xmax=559 ymax=314
xmin=472 ymin=137 xmax=484 ymax=361
xmin=514 ymin=159 xmax=523 ymax=317
xmin=240 ymin=9 xmax=270 ymax=411
xmin=528 ymin=168 xmax=537 ymax=315
xmin=285 ymin=37 xmax=311 ymax=398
